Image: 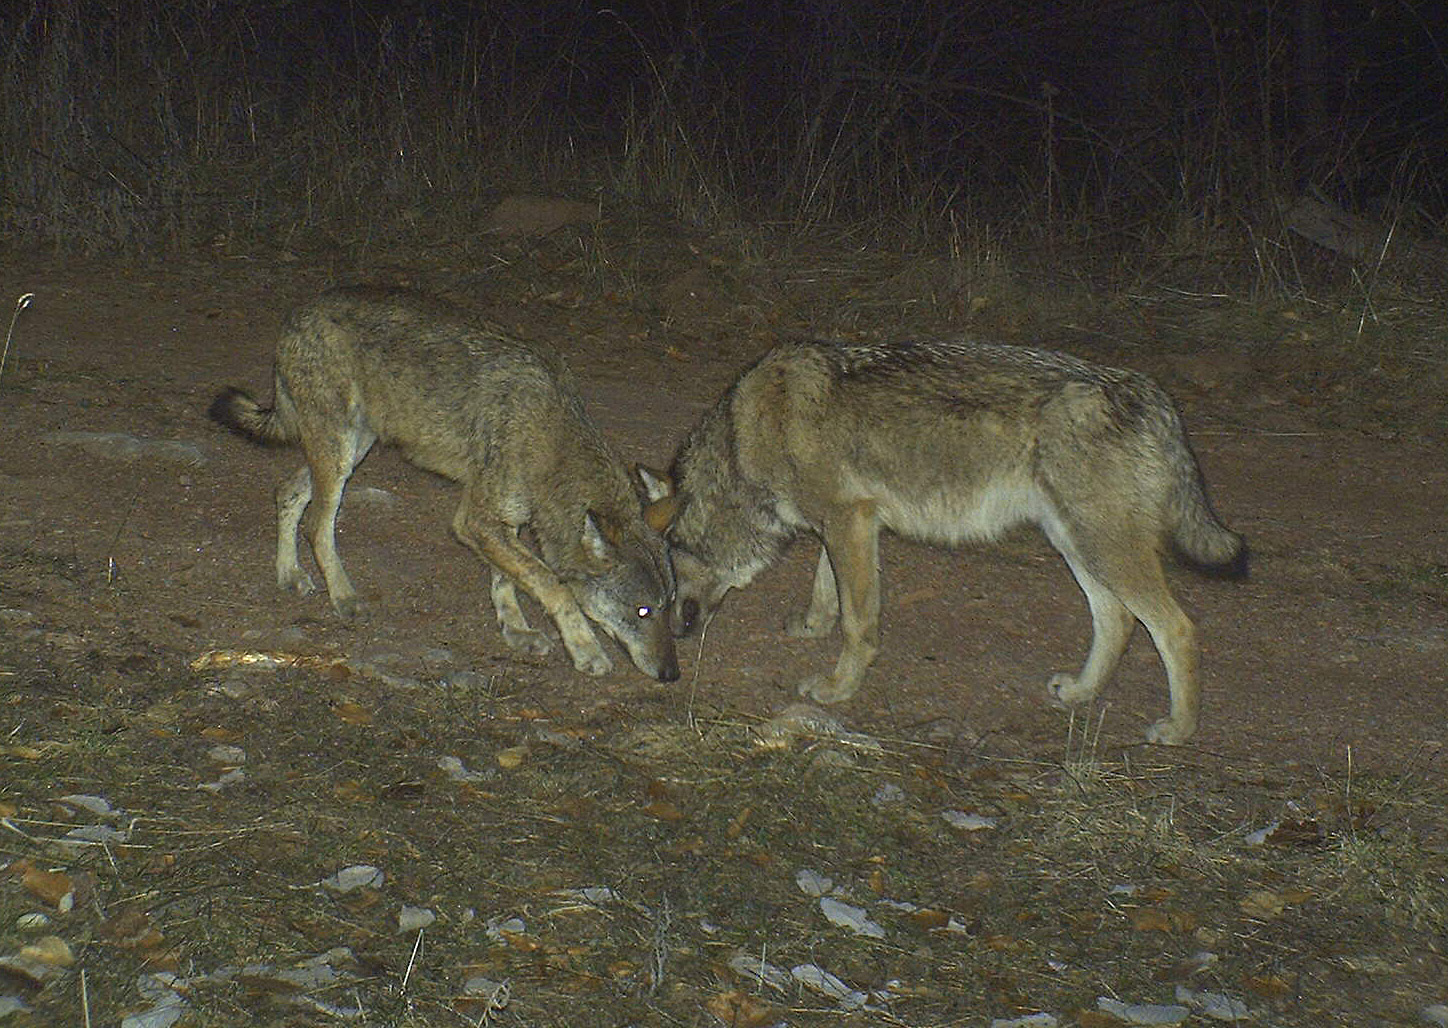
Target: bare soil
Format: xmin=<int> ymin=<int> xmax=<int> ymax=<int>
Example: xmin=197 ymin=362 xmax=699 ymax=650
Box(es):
xmin=1 ymin=233 xmax=1445 ymax=1026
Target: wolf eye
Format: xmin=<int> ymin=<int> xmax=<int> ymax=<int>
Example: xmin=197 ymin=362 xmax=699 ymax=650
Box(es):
xmin=637 ymin=605 xmax=653 ymax=619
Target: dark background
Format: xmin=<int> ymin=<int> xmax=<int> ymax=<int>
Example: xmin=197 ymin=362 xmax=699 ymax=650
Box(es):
xmin=4 ymin=0 xmax=1445 ymax=252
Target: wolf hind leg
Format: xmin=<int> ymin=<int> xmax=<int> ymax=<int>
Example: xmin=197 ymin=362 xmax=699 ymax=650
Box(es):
xmin=798 ymin=500 xmax=880 ymax=704
xmin=300 ymin=424 xmax=377 ymax=619
xmin=785 ymin=545 xmax=839 ymax=638
xmin=489 ymin=564 xmax=555 ymax=657
xmin=1046 ymin=516 xmax=1200 ymax=745
xmin=1046 ymin=560 xmax=1135 ymax=707
xmin=275 ymin=465 xmax=316 ymax=596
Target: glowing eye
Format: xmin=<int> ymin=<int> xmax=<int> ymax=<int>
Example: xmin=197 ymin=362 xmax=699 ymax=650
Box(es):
xmin=637 ymin=606 xmax=652 ymax=619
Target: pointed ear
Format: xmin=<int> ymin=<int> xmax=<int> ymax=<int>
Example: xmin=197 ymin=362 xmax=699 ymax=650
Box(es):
xmin=644 ymin=493 xmax=680 ymax=534
xmin=582 ymin=511 xmax=620 ymax=559
xmin=633 ymin=464 xmax=674 ymax=503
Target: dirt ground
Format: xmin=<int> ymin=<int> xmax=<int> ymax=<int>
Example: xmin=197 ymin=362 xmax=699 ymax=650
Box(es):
xmin=1 ymin=233 xmax=1446 ymax=1026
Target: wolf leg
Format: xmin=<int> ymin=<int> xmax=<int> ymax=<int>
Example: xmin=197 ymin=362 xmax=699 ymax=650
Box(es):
xmin=489 ymin=566 xmax=555 ymax=657
xmin=798 ymin=500 xmax=880 ymax=703
xmin=785 ymin=545 xmax=840 ymax=637
xmin=301 ymin=424 xmax=376 ymax=619
xmin=275 ymin=465 xmax=316 ymax=595
xmin=1047 ymin=517 xmax=1199 ymax=744
xmin=453 ymin=493 xmax=611 ymax=676
xmin=1047 ymin=561 xmax=1135 ymax=708
xmin=1135 ymin=599 xmax=1199 ymax=745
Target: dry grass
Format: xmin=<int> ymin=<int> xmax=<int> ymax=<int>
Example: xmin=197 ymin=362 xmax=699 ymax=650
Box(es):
xmin=2 ymin=552 xmax=1444 ymax=1025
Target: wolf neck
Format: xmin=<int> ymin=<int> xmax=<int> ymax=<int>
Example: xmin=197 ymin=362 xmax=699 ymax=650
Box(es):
xmin=676 ymin=404 xmax=794 ymax=590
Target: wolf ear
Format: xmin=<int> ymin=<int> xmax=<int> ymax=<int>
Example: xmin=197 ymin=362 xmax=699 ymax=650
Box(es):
xmin=582 ymin=511 xmax=621 ymax=559
xmin=633 ymin=464 xmax=674 ymax=503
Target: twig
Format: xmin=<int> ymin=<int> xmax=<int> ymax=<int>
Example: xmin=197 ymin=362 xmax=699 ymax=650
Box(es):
xmin=1 ymin=293 xmax=35 ymax=389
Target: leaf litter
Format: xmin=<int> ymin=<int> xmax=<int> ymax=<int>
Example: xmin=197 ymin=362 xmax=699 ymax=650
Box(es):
xmin=1 ymin=623 xmax=1446 ymax=1025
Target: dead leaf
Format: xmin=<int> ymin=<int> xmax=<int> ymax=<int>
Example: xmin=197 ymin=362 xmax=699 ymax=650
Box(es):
xmin=725 ymin=805 xmax=752 ymax=838
xmin=1265 ymin=818 xmax=1325 ymax=848
xmin=1240 ymin=889 xmax=1288 ymax=919
xmin=0 ymin=799 xmax=18 ymax=817
xmin=1130 ymin=906 xmax=1175 ymax=933
xmin=501 ymin=931 xmax=541 ymax=952
xmin=643 ymin=800 xmax=685 ymax=822
xmin=1244 ymin=973 xmax=1294 ymax=1000
xmin=332 ymin=780 xmax=375 ymax=804
xmin=21 ymin=866 xmax=74 ymax=909
xmin=19 ymin=936 xmax=73 ymax=968
xmin=200 ymin=725 xmax=243 ymax=743
xmin=333 ymin=701 xmax=373 ymax=726
xmin=496 ymin=746 xmax=528 ymax=769
xmin=706 ymin=989 xmax=779 ymax=1028
xmin=910 ymin=908 xmax=951 ymax=931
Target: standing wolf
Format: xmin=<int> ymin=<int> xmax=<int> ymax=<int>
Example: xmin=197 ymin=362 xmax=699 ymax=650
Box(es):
xmin=649 ymin=338 xmax=1246 ymax=744
xmin=210 ymin=286 xmax=679 ymax=682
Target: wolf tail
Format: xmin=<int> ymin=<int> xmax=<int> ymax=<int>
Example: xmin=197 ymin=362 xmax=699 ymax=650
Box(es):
xmin=208 ymin=385 xmax=298 ymax=447
xmin=1169 ymin=460 xmax=1248 ymax=579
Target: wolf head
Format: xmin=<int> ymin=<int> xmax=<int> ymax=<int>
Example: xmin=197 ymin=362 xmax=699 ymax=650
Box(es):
xmin=639 ymin=463 xmax=782 ymax=641
xmin=572 ymin=508 xmax=680 ymax=682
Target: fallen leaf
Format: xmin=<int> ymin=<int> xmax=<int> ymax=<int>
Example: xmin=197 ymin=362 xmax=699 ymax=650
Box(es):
xmin=332 ymin=780 xmax=375 ymax=804
xmin=333 ymin=702 xmax=373 ymax=726
xmin=706 ymin=989 xmax=778 ymax=1028
xmin=1243 ymin=973 xmax=1293 ymax=1001
xmin=725 ymin=805 xmax=752 ymax=838
xmin=1239 ymin=890 xmax=1287 ymax=920
xmin=909 ymin=908 xmax=951 ymax=931
xmin=200 ymin=726 xmax=243 ymax=743
xmin=643 ymin=800 xmax=684 ymax=822
xmin=819 ymin=896 xmax=885 ymax=939
xmin=496 ymin=746 xmax=528 ymax=769
xmin=21 ymin=866 xmax=74 ymax=909
xmin=19 ymin=936 xmax=73 ymax=968
xmin=1131 ymin=907 xmax=1175 ymax=933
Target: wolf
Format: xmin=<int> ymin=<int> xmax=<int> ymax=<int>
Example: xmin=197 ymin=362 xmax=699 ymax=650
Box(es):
xmin=210 ymin=286 xmax=679 ymax=682
xmin=646 ymin=338 xmax=1246 ymax=744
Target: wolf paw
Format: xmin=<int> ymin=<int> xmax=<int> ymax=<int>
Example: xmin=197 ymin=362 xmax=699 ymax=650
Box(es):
xmin=1145 ymin=716 xmax=1194 ymax=746
xmin=330 ymin=594 xmax=364 ymax=620
xmin=569 ymin=647 xmax=613 ymax=678
xmin=784 ymin=612 xmax=835 ymax=638
xmin=501 ymin=625 xmax=555 ymax=657
xmin=798 ymin=672 xmax=857 ymax=705
xmin=278 ymin=568 xmax=316 ymax=596
xmin=1047 ymin=672 xmax=1095 ymax=707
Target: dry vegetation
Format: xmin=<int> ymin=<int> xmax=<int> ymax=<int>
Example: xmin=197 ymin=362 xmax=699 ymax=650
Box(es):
xmin=2 ymin=1 xmax=1447 ymax=1025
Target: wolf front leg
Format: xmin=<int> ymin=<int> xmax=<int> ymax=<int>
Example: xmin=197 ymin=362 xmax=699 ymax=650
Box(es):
xmin=797 ymin=499 xmax=880 ymax=704
xmin=452 ymin=492 xmax=611 ymax=677
xmin=785 ymin=545 xmax=840 ymax=638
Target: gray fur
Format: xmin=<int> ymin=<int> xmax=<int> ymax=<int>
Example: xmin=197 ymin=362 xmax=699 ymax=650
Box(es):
xmin=211 ymin=286 xmax=679 ymax=682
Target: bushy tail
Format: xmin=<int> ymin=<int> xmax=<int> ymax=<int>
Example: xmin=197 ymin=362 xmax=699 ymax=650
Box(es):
xmin=1170 ymin=467 xmax=1248 ymax=580
xmin=208 ymin=386 xmax=298 ymax=447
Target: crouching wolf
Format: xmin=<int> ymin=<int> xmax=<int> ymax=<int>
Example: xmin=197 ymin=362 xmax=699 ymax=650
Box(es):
xmin=648 ymin=338 xmax=1246 ymax=744
xmin=210 ymin=286 xmax=679 ymax=682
